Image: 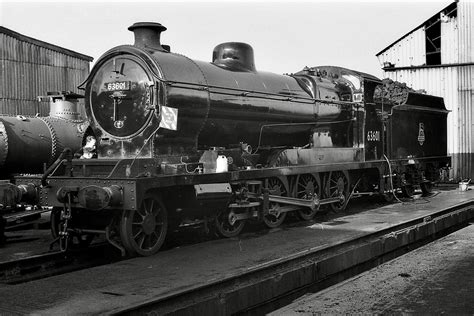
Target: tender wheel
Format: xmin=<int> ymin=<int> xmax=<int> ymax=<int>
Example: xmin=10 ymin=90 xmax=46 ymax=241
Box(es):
xmin=263 ymin=177 xmax=288 ymax=228
xmin=295 ymin=173 xmax=321 ymax=220
xmin=119 ymin=194 xmax=168 ymax=256
xmin=383 ymin=194 xmax=395 ymax=202
xmin=382 ymin=190 xmax=395 ymax=202
xmin=326 ymin=170 xmax=350 ymax=212
xmin=50 ymin=208 xmax=94 ymax=249
xmin=215 ymin=209 xmax=245 ymax=238
xmin=401 ymin=184 xmax=415 ymax=198
xmin=401 ymin=171 xmax=416 ymax=198
xmin=420 ymin=181 xmax=433 ymax=196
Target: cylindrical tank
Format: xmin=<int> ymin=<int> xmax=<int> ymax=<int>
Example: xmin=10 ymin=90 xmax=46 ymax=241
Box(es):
xmin=0 ymin=92 xmax=89 ymax=175
xmin=82 ymin=22 xmax=345 ymax=158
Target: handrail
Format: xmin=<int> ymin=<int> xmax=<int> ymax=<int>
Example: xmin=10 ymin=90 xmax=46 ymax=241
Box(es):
xmin=41 ymin=148 xmax=72 ymax=187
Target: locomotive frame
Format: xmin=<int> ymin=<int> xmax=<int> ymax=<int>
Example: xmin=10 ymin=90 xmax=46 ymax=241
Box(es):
xmin=0 ymin=22 xmax=450 ymax=257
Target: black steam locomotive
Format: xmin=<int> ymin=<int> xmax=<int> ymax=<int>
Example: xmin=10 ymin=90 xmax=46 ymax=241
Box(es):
xmin=0 ymin=22 xmax=449 ymax=256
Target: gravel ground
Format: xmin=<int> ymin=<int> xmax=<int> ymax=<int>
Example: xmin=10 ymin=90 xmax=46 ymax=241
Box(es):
xmin=272 ymin=223 xmax=474 ymax=315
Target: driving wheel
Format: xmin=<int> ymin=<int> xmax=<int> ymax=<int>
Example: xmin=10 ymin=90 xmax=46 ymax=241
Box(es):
xmin=326 ymin=170 xmax=350 ymax=212
xmin=263 ymin=177 xmax=288 ymax=228
xmin=295 ymin=173 xmax=321 ymax=220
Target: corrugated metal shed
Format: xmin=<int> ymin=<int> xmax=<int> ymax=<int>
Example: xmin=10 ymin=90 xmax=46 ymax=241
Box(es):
xmin=376 ymin=1 xmax=474 ymax=180
xmin=377 ymin=27 xmax=426 ymax=68
xmin=0 ymin=26 xmax=93 ymax=116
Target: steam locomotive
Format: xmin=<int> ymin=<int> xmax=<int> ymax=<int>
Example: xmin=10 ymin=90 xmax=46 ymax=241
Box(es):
xmin=0 ymin=92 xmax=89 ymax=176
xmin=0 ymin=92 xmax=89 ymax=239
xmin=0 ymin=22 xmax=450 ymax=256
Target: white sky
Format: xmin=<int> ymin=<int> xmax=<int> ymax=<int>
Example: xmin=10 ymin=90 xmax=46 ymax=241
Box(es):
xmin=0 ymin=0 xmax=454 ymax=78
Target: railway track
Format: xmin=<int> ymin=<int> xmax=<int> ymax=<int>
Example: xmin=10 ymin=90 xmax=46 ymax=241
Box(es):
xmin=0 ymin=189 xmax=471 ymax=315
xmin=0 ymin=243 xmax=117 ymax=285
xmin=0 ymin=218 xmax=242 ymax=285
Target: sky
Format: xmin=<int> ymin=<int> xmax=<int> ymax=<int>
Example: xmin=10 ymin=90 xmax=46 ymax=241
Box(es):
xmin=0 ymin=0 xmax=454 ymax=78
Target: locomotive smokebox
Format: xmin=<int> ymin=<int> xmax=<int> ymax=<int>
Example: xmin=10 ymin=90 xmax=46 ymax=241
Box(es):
xmin=212 ymin=42 xmax=256 ymax=72
xmin=128 ymin=22 xmax=167 ymax=51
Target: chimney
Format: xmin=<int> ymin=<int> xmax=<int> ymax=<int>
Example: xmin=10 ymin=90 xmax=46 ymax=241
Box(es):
xmin=128 ymin=22 xmax=167 ymax=51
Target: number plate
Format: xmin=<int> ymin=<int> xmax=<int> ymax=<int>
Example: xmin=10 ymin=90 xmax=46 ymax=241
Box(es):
xmin=105 ymin=81 xmax=131 ymax=91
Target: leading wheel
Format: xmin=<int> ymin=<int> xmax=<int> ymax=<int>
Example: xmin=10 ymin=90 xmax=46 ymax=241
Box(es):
xmin=215 ymin=209 xmax=245 ymax=238
xmin=382 ymin=189 xmax=395 ymax=203
xmin=326 ymin=170 xmax=350 ymax=212
xmin=295 ymin=173 xmax=321 ymax=220
xmin=263 ymin=177 xmax=288 ymax=228
xmin=119 ymin=194 xmax=168 ymax=256
xmin=50 ymin=207 xmax=94 ymax=249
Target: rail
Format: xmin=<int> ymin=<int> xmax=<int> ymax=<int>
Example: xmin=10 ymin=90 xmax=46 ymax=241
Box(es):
xmin=0 ymin=243 xmax=116 ymax=285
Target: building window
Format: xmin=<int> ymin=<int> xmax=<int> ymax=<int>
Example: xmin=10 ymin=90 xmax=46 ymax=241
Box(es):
xmin=425 ymin=2 xmax=457 ymax=66
xmin=425 ymin=17 xmax=441 ymax=65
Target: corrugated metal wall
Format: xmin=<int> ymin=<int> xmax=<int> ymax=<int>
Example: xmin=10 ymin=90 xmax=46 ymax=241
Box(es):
xmin=378 ymin=5 xmax=461 ymax=67
xmin=458 ymin=1 xmax=474 ymax=63
xmin=457 ymin=65 xmax=474 ymax=179
xmin=377 ymin=27 xmax=426 ymax=68
xmin=455 ymin=2 xmax=474 ymax=179
xmin=378 ymin=2 xmax=474 ymax=180
xmin=0 ymin=31 xmax=90 ymax=116
xmin=441 ymin=12 xmax=459 ymax=64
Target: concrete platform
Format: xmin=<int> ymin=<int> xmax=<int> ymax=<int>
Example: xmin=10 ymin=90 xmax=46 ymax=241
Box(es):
xmin=0 ymin=187 xmax=473 ymax=315
xmin=272 ymin=222 xmax=474 ymax=315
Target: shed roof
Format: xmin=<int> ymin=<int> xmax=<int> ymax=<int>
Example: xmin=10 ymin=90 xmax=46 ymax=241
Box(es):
xmin=376 ymin=2 xmax=457 ymax=57
xmin=0 ymin=26 xmax=93 ymax=62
